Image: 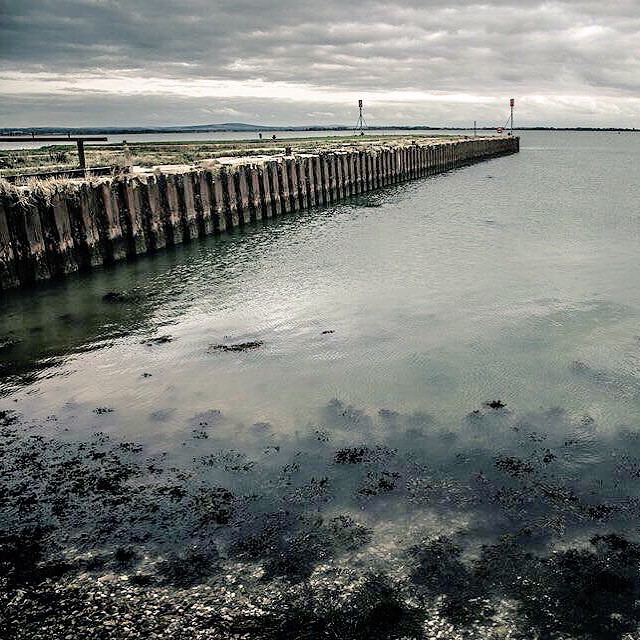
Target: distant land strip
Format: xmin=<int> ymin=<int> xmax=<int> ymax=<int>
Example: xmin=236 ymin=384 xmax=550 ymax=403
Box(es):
xmin=0 ymin=124 xmax=638 ymax=136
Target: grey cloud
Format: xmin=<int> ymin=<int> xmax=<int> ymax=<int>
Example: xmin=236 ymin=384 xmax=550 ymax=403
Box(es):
xmin=1 ymin=88 xmax=626 ymax=130
xmin=1 ymin=0 xmax=640 ymax=126
xmin=0 ymin=92 xmax=364 ymax=128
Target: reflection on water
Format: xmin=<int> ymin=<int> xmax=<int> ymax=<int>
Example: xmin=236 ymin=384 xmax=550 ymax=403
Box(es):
xmin=2 ymin=132 xmax=640 ymax=434
xmin=3 ymin=131 xmax=640 ymax=638
xmin=3 ymin=399 xmax=640 ymax=637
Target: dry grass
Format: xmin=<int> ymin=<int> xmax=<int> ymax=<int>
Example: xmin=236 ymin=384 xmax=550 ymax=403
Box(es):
xmin=0 ymin=177 xmax=14 ymax=197
xmin=0 ymin=133 xmax=465 ymax=178
xmin=0 ymin=175 xmax=88 ymax=207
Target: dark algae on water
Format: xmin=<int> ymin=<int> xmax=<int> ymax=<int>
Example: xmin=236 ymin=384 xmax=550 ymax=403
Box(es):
xmin=3 ymin=401 xmax=640 ymax=639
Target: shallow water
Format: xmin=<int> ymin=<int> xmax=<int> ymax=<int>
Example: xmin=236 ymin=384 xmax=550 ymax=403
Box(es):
xmin=3 ymin=130 xmax=640 ymax=638
xmin=3 ymin=131 xmax=640 ymax=438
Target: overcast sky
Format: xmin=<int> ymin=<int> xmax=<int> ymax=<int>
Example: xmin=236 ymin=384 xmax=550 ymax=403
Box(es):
xmin=1 ymin=0 xmax=639 ymax=128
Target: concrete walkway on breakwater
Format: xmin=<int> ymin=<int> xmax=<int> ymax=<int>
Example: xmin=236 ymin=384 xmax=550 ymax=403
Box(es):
xmin=0 ymin=136 xmax=518 ymax=291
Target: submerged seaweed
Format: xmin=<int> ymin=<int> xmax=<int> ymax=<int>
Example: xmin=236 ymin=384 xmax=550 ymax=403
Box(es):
xmin=2 ymin=402 xmax=640 ymax=639
xmin=209 ymin=340 xmax=264 ymax=352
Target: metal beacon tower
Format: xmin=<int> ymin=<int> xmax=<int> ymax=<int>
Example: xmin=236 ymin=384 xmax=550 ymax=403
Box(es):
xmin=509 ymin=98 xmax=515 ymax=135
xmin=354 ymin=99 xmax=367 ymax=135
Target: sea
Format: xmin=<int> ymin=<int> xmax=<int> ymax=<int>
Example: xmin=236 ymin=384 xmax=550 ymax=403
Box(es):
xmin=2 ymin=130 xmax=640 ymax=638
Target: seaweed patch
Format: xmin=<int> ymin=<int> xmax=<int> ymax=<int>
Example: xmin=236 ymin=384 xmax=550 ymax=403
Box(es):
xmin=2 ymin=403 xmax=640 ymax=638
xmin=209 ymin=340 xmax=264 ymax=352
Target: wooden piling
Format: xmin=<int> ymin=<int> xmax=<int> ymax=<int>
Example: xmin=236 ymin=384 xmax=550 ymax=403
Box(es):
xmin=0 ymin=137 xmax=519 ymax=290
xmin=0 ymin=197 xmax=20 ymax=289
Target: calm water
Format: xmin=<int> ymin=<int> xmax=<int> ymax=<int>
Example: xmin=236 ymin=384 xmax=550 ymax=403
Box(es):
xmin=3 ymin=131 xmax=640 ymax=438
xmin=3 ymin=130 xmax=640 ymax=637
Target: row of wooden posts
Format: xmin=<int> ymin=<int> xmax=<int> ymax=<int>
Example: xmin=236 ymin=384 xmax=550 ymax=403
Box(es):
xmin=0 ymin=136 xmax=519 ymax=291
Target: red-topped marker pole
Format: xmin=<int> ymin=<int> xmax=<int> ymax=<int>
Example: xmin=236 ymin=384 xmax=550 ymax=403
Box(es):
xmin=509 ymin=98 xmax=515 ymax=135
xmin=354 ymin=99 xmax=367 ymax=136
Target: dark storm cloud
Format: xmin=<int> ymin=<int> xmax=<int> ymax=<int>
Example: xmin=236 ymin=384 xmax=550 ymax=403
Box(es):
xmin=1 ymin=0 xmax=640 ymax=126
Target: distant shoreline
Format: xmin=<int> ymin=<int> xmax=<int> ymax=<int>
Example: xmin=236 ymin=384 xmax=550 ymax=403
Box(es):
xmin=1 ymin=124 xmax=638 ymax=136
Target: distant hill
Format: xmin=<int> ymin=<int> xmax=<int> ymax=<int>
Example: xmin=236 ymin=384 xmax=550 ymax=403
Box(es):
xmin=178 ymin=122 xmax=284 ymax=131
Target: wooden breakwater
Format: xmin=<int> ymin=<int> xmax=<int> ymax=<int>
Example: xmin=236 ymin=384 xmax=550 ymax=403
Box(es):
xmin=0 ymin=136 xmax=518 ymax=291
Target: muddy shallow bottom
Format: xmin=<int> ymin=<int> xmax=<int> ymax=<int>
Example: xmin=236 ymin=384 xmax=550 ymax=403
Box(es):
xmin=3 ymin=397 xmax=640 ymax=639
